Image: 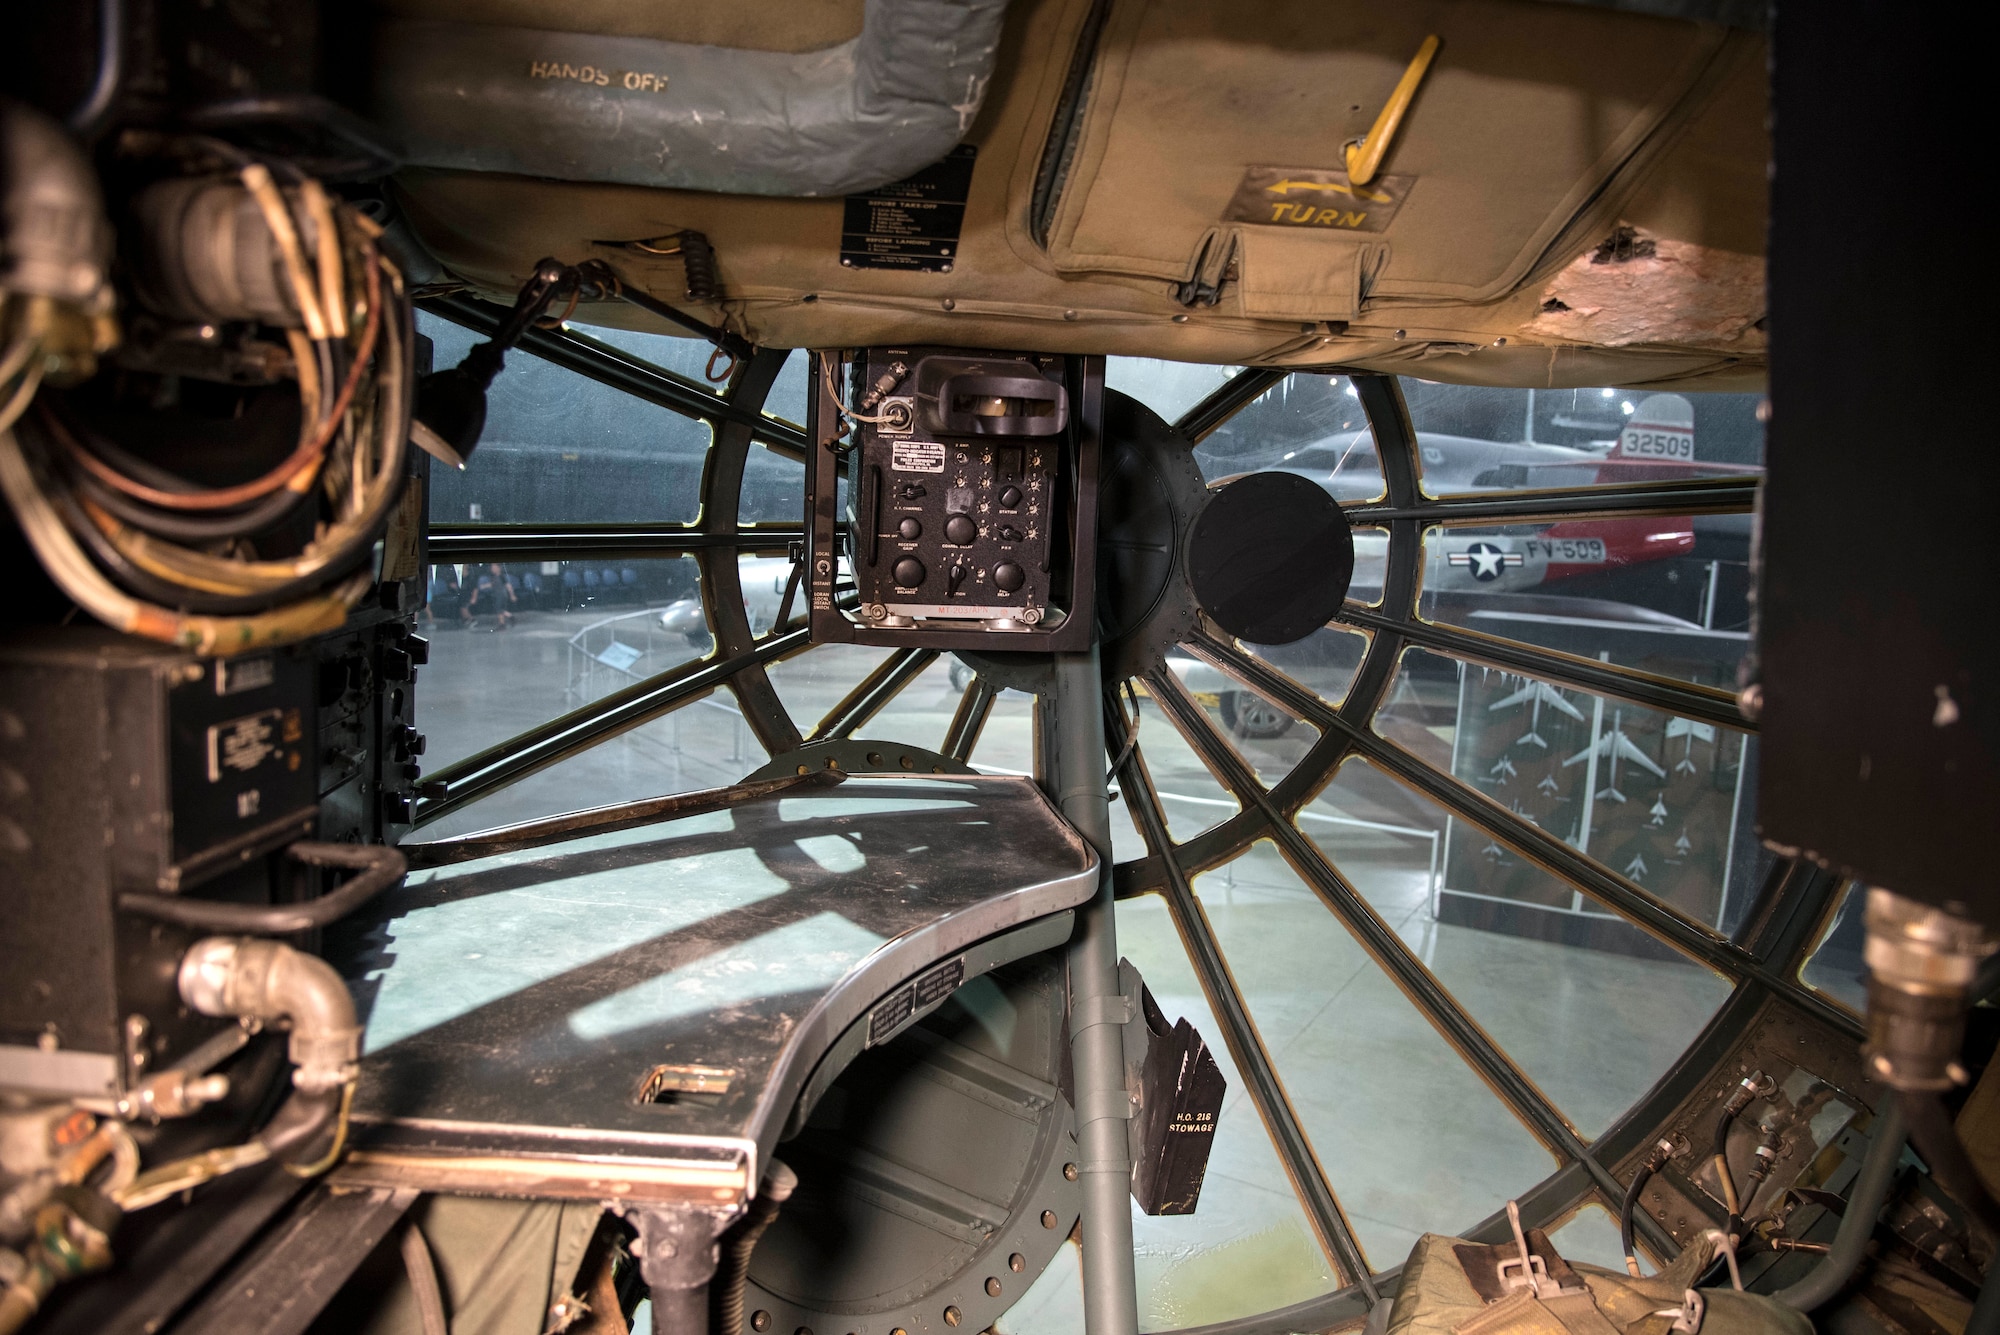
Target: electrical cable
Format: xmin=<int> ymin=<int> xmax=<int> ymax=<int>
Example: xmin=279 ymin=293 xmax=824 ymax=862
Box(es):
xmin=400 ymin=1223 xmax=449 ymax=1335
xmin=118 ymin=842 xmax=406 ymax=932
xmin=1774 ymin=1097 xmax=1908 ymax=1313
xmin=67 ymin=0 xmax=123 ymax=134
xmin=820 ymin=354 xmax=899 ymax=427
xmin=1621 ymin=1138 xmax=1676 ymax=1277
xmin=1900 ymin=1089 xmax=2000 ymax=1236
xmin=58 ymin=248 xmax=410 ymax=607
xmin=60 ymin=243 xmax=380 ymax=512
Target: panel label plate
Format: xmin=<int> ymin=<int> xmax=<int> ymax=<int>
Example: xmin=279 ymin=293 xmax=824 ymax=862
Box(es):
xmin=840 ymin=144 xmax=977 ymax=272
xmin=892 ymin=441 xmax=946 ymax=473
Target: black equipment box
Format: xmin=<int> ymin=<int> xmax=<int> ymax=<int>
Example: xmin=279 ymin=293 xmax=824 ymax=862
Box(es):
xmin=806 ymin=347 xmax=1102 ymax=652
xmin=0 ymin=631 xmax=316 ymax=1096
xmin=1758 ymin=2 xmax=1994 ymax=923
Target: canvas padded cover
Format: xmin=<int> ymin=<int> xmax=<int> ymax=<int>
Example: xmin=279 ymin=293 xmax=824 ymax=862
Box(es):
xmin=1040 ymin=0 xmax=1738 ymax=308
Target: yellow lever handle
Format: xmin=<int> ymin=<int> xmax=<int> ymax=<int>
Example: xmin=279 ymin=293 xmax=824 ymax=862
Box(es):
xmin=1345 ymin=34 xmax=1441 ymax=186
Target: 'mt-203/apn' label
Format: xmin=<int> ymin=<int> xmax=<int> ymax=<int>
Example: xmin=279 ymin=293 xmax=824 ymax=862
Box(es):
xmin=892 ymin=441 xmax=946 ymax=473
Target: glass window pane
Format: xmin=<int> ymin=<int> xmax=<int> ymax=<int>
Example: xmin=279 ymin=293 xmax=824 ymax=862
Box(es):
xmin=966 ymin=680 xmax=1037 ymax=776
xmin=1798 ymin=882 xmax=1866 ymax=1015
xmin=1422 ymin=518 xmax=1751 ymax=684
xmin=1191 ymin=843 xmax=1558 ymax=1266
xmin=1350 ymin=525 xmax=1389 ymax=607
xmin=734 ymin=552 xmax=800 ymax=638
xmin=1303 ymin=758 xmax=1733 ymax=1140
xmin=419 ymin=557 xmax=706 ymax=773
xmin=410 ymin=697 xmax=767 ymax=841
xmin=1401 ymin=381 xmax=1764 ymax=497
xmin=1160 ymin=655 xmax=1322 ymax=788
xmin=763 ymin=642 xmax=896 ymax=737
xmin=1375 ymin=646 xmax=1768 ymax=940
xmin=579 ymin=322 xmax=728 ymax=391
xmin=763 ymin=347 xmax=809 ymax=430
xmin=1546 ymin=1201 xmax=1636 ymax=1274
xmin=1117 ymin=891 xmax=1342 ymax=1324
xmin=1199 ymin=626 xmax=1369 ymax=714
xmin=419 ymin=312 xmax=712 ymax=525
xmin=1194 ymin=374 xmax=1384 ymax=503
xmin=1106 ymin=358 xmax=1244 ymax=425
xmin=741 ymin=441 xmax=805 ymax=525
xmin=1133 ymin=686 xmax=1241 ymax=841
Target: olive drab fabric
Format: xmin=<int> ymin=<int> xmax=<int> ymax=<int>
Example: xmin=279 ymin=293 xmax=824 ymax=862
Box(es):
xmin=382 ymin=0 xmax=1770 ymax=391
xmin=1387 ymin=1232 xmax=1811 ymax=1335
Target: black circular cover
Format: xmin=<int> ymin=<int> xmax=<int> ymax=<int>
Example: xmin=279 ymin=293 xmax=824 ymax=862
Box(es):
xmin=1187 ymin=471 xmax=1354 ymax=645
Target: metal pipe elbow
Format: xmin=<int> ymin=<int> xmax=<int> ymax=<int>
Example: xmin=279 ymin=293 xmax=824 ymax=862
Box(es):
xmin=178 ymin=938 xmax=360 ymax=1093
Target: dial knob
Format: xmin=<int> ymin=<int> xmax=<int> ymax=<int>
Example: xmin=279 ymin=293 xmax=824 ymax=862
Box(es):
xmin=944 ymin=514 xmax=978 ymax=546
xmin=898 ymin=517 xmax=922 ymax=540
xmin=999 ymin=485 xmax=1024 ymax=508
xmin=992 ymin=561 xmax=1026 ymax=592
xmin=892 ymin=557 xmax=926 ymax=588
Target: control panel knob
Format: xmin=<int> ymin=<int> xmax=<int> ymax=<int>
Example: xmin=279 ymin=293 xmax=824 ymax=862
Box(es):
xmin=898 ymin=517 xmax=922 ymax=540
xmin=999 ymin=485 xmax=1024 ymax=508
xmin=992 ymin=562 xmax=1026 ymax=592
xmin=944 ymin=514 xmax=977 ymax=546
xmin=892 ymin=557 xmax=926 ymax=588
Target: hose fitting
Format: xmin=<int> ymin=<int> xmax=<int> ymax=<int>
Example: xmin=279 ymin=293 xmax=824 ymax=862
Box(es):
xmin=178 ymin=938 xmax=360 ymax=1093
xmin=1862 ymin=888 xmax=1996 ymax=1091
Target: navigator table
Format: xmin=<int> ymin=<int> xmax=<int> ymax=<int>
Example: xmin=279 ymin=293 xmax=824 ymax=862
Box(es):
xmin=325 ymin=773 xmax=1097 ymax=1208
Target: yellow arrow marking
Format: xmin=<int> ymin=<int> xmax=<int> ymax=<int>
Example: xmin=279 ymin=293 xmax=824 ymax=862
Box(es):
xmin=1264 ymin=178 xmax=1394 ymax=203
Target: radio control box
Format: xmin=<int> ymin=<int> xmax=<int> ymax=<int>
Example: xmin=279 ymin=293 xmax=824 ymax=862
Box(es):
xmin=806 ymin=346 xmax=1101 ymax=652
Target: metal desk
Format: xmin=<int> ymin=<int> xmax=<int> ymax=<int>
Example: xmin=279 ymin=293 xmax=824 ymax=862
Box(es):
xmin=327 ymin=774 xmax=1096 ymax=1210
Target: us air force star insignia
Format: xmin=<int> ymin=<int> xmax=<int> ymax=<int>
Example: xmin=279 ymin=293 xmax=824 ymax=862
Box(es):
xmin=1447 ymin=541 xmax=1525 ymax=581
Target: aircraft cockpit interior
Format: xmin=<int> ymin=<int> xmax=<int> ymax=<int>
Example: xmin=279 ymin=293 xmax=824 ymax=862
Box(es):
xmin=1 ymin=3 xmax=1990 ymax=1335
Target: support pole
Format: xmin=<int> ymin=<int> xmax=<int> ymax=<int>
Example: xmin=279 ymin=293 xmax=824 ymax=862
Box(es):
xmin=1043 ymin=645 xmax=1140 ymax=1335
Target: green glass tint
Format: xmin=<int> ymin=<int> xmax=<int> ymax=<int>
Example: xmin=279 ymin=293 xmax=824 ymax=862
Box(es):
xmin=1400 ymin=381 xmax=1763 ymax=498
xmin=1190 ymin=844 xmax=1557 ymax=1267
xmin=419 ymin=557 xmax=706 ymax=773
xmin=419 ymin=312 xmax=712 ymax=525
xmin=1420 ymin=520 xmax=1750 ymax=684
xmin=1375 ymin=647 xmax=1765 ymax=941
xmin=1194 ymin=374 xmax=1384 ymax=502
xmin=1303 ymin=758 xmax=1733 ymax=1140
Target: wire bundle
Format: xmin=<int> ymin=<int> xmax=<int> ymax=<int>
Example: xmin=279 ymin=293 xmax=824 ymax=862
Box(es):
xmin=0 ymin=163 xmax=413 ymax=655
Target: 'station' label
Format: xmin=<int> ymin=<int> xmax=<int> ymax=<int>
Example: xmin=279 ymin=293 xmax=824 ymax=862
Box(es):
xmin=892 ymin=441 xmax=946 ymax=473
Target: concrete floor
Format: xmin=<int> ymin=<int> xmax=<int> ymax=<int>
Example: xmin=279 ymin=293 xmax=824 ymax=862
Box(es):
xmin=413 ymin=617 xmax=1732 ymax=1332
